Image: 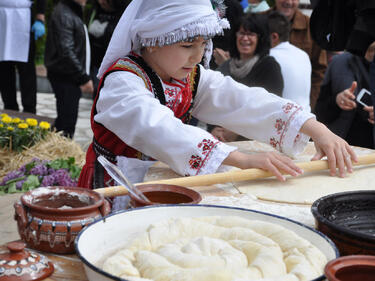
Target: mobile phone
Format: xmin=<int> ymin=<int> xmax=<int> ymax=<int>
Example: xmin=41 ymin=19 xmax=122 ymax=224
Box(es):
xmin=356 ymin=88 xmax=373 ymax=107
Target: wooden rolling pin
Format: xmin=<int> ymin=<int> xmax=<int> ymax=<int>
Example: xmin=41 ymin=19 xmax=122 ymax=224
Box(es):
xmin=95 ymin=153 xmax=375 ymax=197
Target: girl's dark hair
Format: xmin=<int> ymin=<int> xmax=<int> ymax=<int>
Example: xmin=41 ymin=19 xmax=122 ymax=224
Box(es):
xmin=229 ymin=13 xmax=271 ymax=59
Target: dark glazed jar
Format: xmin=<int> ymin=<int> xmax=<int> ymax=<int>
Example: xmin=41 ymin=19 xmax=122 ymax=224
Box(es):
xmin=14 ymin=186 xmax=111 ymax=254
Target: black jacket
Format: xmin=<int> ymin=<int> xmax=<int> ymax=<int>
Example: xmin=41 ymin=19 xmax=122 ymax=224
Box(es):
xmin=45 ymin=0 xmax=90 ymax=86
xmin=315 ymin=52 xmax=373 ymax=148
xmin=310 ymin=0 xmax=375 ymax=56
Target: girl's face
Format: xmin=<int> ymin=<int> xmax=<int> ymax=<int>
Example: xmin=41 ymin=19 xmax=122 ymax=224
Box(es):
xmin=142 ymin=37 xmax=208 ymax=82
xmin=236 ymin=26 xmax=258 ymax=60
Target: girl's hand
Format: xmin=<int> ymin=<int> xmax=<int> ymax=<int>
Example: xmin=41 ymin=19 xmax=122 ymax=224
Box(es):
xmin=363 ymin=106 xmax=374 ymax=124
xmin=300 ymin=119 xmax=358 ymax=177
xmin=223 ymin=151 xmax=303 ymax=182
xmin=336 ymin=81 xmax=357 ymax=110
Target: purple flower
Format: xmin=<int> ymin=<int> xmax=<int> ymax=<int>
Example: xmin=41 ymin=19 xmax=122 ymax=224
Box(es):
xmin=1 ymin=171 xmax=24 ymax=185
xmin=30 ymin=164 xmax=48 ymax=176
xmin=16 ymin=179 xmax=26 ymax=190
xmin=41 ymin=174 xmax=56 ymax=187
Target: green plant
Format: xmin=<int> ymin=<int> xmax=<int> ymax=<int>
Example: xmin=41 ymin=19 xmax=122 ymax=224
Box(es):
xmin=0 ymin=157 xmax=81 ymax=194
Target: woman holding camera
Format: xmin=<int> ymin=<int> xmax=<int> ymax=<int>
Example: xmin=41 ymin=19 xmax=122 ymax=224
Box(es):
xmin=315 ymin=42 xmax=375 ymax=149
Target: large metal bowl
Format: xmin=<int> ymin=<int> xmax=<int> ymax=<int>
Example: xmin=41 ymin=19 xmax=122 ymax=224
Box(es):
xmin=75 ymin=205 xmax=339 ymax=281
xmin=311 ymin=190 xmax=375 ymax=256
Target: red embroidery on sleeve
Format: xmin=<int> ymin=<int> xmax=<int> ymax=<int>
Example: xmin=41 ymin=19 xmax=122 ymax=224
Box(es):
xmin=189 ymin=139 xmax=219 ymax=173
xmin=274 ymin=119 xmax=287 ymax=135
xmin=294 ymin=133 xmax=301 ymax=144
xmin=269 ymin=137 xmax=280 ymax=149
xmin=269 ymin=103 xmax=302 ymax=151
xmin=282 ymin=102 xmax=298 ymax=114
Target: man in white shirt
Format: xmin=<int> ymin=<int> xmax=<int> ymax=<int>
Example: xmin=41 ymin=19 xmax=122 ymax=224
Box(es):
xmin=268 ymin=11 xmax=312 ymax=112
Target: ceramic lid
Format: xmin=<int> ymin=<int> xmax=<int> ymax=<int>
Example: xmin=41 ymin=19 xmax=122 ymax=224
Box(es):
xmin=0 ymin=241 xmax=54 ymax=281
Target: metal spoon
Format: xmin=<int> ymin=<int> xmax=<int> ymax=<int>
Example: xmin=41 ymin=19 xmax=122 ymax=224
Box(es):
xmin=97 ymin=156 xmax=151 ymax=203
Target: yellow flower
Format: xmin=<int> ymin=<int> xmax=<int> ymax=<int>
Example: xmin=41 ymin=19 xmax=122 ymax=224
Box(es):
xmin=0 ymin=113 xmax=8 ymax=118
xmin=26 ymin=118 xmax=38 ymax=127
xmin=12 ymin=117 xmax=21 ymax=124
xmin=1 ymin=116 xmax=12 ymax=124
xmin=0 ymin=124 xmax=3 ymax=128
xmin=18 ymin=123 xmax=29 ymax=129
xmin=39 ymin=121 xmax=51 ymax=130
xmin=7 ymin=126 xmax=14 ymax=131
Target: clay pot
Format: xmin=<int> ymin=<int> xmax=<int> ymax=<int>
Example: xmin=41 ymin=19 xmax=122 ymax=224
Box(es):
xmin=129 ymin=184 xmax=202 ymax=208
xmin=311 ymin=190 xmax=375 ymax=255
xmin=325 ymin=255 xmax=375 ymax=281
xmin=0 ymin=241 xmax=54 ymax=281
xmin=14 ymin=186 xmax=111 ymax=254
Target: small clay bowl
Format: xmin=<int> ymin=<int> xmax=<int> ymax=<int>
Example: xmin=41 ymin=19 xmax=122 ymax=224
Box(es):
xmin=311 ymin=190 xmax=375 ymax=256
xmin=129 ymin=184 xmax=202 ymax=207
xmin=325 ymin=255 xmax=375 ymax=281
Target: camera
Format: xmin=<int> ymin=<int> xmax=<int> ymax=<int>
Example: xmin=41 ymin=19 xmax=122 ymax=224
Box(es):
xmin=356 ymin=88 xmax=373 ymax=107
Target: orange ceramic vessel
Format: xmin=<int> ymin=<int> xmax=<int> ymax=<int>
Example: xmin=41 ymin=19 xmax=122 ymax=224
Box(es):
xmin=325 ymin=255 xmax=375 ymax=281
xmin=14 ymin=186 xmax=111 ymax=254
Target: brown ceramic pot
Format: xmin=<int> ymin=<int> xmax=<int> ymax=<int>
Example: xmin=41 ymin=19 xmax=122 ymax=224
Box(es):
xmin=14 ymin=186 xmax=111 ymax=254
xmin=129 ymin=184 xmax=202 ymax=208
xmin=325 ymin=255 xmax=375 ymax=281
xmin=0 ymin=241 xmax=54 ymax=281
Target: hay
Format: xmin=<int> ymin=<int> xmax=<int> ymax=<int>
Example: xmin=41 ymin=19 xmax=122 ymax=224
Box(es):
xmin=0 ymin=132 xmax=85 ymax=180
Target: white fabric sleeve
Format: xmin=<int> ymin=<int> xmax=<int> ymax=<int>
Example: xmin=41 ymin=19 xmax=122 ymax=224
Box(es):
xmin=94 ymin=71 xmax=236 ymax=176
xmin=192 ymin=66 xmax=315 ymax=157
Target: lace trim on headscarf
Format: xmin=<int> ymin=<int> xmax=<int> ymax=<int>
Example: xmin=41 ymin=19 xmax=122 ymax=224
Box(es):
xmin=138 ymin=16 xmax=229 ymax=47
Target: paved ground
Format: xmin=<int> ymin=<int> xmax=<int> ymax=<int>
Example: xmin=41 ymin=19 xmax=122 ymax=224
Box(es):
xmin=0 ymin=92 xmax=94 ymax=151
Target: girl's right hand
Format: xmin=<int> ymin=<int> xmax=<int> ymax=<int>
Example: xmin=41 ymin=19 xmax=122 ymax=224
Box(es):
xmin=222 ymin=150 xmax=303 ymax=182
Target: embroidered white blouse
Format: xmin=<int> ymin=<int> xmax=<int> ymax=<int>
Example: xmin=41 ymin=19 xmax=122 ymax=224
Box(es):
xmin=95 ymin=64 xmax=315 ymax=176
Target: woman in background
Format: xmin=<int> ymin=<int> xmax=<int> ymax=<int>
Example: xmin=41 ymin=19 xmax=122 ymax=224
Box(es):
xmin=210 ymin=13 xmax=283 ymax=141
xmin=315 ymin=42 xmax=375 ymax=149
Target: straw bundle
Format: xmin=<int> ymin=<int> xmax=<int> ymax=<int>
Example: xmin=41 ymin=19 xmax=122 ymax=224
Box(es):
xmin=0 ymin=132 xmax=85 ymax=180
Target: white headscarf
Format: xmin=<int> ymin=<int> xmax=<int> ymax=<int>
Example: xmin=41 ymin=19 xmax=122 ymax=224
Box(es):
xmin=97 ymin=0 xmax=229 ymax=78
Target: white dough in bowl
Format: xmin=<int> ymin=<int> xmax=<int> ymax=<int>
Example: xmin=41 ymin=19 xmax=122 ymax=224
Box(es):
xmin=102 ymin=216 xmax=326 ymax=281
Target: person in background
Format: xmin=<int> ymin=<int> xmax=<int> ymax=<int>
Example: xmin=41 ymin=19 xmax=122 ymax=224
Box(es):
xmin=211 ymin=0 xmax=243 ymax=69
xmin=314 ymin=42 xmax=375 ymax=149
xmin=310 ymin=0 xmax=375 ymax=145
xmin=216 ymin=13 xmax=283 ymax=93
xmin=45 ymin=0 xmax=94 ymax=138
xmin=87 ymin=0 xmax=130 ymax=97
xmin=271 ymin=0 xmax=327 ymax=111
xmin=268 ymin=11 xmax=311 ymax=111
xmin=0 ymin=0 xmax=46 ymax=114
xmin=245 ymin=0 xmax=270 ymax=13
xmin=208 ymin=12 xmax=285 ymax=142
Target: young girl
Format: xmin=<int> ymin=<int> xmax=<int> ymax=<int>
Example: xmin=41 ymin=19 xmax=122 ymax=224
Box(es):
xmin=78 ymin=0 xmax=357 ymax=189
